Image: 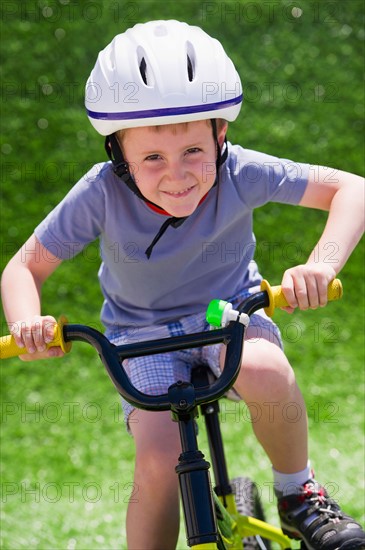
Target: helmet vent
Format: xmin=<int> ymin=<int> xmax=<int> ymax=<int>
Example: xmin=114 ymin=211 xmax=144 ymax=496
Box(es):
xmin=186 ymin=41 xmax=196 ymax=82
xmin=187 ymin=55 xmax=194 ymax=82
xmin=139 ymin=57 xmax=148 ymax=85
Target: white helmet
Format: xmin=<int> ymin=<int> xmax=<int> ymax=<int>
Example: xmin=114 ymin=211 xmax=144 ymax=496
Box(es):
xmin=85 ymin=20 xmax=242 ymax=135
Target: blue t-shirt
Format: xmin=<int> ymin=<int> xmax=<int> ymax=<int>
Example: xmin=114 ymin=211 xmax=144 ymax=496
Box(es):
xmin=34 ymin=143 xmax=309 ymax=329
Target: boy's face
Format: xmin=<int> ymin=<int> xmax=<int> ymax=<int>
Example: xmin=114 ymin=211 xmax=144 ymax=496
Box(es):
xmin=121 ymin=120 xmax=227 ymax=218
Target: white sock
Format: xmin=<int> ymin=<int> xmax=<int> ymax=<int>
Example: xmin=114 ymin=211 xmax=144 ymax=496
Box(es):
xmin=273 ymin=461 xmax=312 ymax=496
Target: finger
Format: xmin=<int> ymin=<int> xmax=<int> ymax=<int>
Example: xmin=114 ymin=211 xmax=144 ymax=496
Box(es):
xmin=9 ymin=321 xmax=25 ymax=349
xmin=317 ymin=278 xmax=329 ymax=307
xmin=293 ymin=275 xmax=310 ymax=310
xmin=280 ymin=306 xmax=295 ymax=314
xmin=32 ymin=316 xmax=47 ymax=352
xmin=282 ymin=270 xmax=310 ymax=309
xmin=305 ymin=276 xmax=320 ymax=309
xmin=22 ymin=322 xmax=37 ymax=354
xmin=43 ymin=317 xmax=57 ymax=344
xmin=281 ymin=272 xmax=297 ymax=309
xmin=19 ymin=352 xmax=42 ymax=362
xmin=47 ymin=346 xmax=64 ymax=358
xmin=19 ymin=347 xmax=64 ymax=362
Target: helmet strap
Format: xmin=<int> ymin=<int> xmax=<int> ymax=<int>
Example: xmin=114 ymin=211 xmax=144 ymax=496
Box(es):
xmin=211 ymin=119 xmax=227 ymax=183
xmin=105 ymin=134 xmax=149 ymax=202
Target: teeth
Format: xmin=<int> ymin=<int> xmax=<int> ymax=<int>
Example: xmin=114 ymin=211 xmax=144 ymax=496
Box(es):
xmin=167 ymin=187 xmax=192 ymax=195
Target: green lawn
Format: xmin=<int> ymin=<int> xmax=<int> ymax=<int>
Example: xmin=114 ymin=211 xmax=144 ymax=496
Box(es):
xmin=1 ymin=1 xmax=364 ymax=548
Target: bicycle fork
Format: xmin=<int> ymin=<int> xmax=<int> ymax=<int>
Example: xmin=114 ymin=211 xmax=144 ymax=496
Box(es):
xmin=169 ymin=380 xmax=220 ymax=548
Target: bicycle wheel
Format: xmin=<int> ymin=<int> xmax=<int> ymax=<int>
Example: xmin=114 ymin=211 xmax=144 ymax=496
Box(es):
xmin=231 ymin=476 xmax=272 ymax=550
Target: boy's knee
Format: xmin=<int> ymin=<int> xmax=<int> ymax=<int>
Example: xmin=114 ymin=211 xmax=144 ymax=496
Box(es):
xmin=135 ymin=445 xmax=180 ymax=483
xmin=238 ymin=340 xmax=297 ymax=402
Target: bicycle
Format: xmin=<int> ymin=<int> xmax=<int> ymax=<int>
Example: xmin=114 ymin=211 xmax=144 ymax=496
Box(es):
xmin=0 ymin=279 xmax=343 ymax=549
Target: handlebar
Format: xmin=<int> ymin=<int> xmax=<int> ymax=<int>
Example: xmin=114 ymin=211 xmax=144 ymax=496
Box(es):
xmin=0 ymin=279 xmax=343 ymax=412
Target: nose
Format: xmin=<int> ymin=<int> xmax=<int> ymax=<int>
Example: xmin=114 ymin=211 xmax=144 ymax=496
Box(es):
xmin=164 ymin=160 xmax=188 ymax=184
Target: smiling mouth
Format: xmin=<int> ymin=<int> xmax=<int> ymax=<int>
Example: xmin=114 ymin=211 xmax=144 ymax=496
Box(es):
xmin=163 ymin=185 xmax=195 ymax=197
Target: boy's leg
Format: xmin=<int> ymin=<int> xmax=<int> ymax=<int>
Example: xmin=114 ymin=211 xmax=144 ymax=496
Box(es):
xmin=232 ymin=335 xmax=308 ymax=473
xmin=228 ymin=332 xmax=365 ymax=549
xmin=127 ymin=409 xmax=181 ymax=550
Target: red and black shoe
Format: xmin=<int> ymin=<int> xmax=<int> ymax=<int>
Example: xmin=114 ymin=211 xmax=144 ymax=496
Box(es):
xmin=276 ymin=480 xmax=365 ymax=549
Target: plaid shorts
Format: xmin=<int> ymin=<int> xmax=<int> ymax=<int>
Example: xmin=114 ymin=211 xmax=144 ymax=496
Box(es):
xmin=106 ymin=287 xmax=283 ymax=430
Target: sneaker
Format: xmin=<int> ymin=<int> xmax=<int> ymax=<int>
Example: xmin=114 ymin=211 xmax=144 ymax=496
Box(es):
xmin=276 ymin=479 xmax=365 ymax=549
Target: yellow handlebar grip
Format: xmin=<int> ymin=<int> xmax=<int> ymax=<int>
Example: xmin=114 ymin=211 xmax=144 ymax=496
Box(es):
xmin=261 ymin=279 xmax=343 ymax=317
xmin=0 ymin=335 xmax=23 ymax=360
xmin=327 ymin=278 xmax=343 ymax=302
xmin=0 ymin=316 xmax=71 ymax=360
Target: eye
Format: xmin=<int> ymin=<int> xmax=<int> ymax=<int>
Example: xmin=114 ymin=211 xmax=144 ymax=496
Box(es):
xmin=186 ymin=147 xmax=202 ymax=155
xmin=145 ymin=154 xmax=162 ymax=161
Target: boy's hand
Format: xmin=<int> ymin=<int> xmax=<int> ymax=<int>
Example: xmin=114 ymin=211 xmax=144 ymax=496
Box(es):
xmin=9 ymin=315 xmax=64 ymax=361
xmin=281 ymin=263 xmax=337 ymax=313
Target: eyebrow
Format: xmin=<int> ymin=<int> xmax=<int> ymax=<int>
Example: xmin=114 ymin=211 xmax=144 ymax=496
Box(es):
xmin=147 ymin=121 xmax=210 ymax=134
xmin=139 ymin=142 xmax=205 ymax=156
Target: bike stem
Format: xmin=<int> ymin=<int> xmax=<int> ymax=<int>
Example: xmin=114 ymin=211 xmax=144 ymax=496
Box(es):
xmin=168 ymin=381 xmax=219 ymax=547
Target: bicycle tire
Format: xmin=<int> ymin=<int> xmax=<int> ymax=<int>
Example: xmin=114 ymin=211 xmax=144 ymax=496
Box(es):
xmin=231 ymin=476 xmax=272 ymax=550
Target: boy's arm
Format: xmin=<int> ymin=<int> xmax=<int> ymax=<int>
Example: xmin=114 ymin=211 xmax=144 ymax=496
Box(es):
xmin=281 ymin=166 xmax=364 ymax=312
xmin=1 ymin=234 xmax=63 ymax=360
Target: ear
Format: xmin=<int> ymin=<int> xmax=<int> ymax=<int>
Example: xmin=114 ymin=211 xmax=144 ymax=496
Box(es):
xmin=217 ymin=121 xmax=228 ymax=147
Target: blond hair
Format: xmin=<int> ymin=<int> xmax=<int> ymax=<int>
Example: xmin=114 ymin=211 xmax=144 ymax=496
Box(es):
xmin=116 ymin=119 xmax=227 ymax=147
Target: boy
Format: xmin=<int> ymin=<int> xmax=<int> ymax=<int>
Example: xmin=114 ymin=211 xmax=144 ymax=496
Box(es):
xmin=2 ymin=20 xmax=364 ymax=550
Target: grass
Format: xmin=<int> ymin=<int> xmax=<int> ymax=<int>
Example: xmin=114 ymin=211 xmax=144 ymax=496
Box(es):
xmin=1 ymin=1 xmax=364 ymax=548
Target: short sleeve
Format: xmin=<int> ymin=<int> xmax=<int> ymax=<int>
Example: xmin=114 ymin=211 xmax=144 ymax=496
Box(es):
xmin=34 ymin=163 xmax=107 ymax=260
xmin=227 ymin=146 xmax=309 ymax=209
